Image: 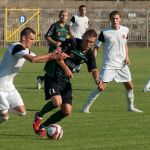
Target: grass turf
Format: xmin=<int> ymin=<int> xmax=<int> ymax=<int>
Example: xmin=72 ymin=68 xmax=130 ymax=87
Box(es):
xmin=0 ymin=47 xmax=150 ymax=150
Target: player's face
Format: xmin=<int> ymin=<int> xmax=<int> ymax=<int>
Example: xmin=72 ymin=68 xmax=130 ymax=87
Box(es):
xmin=82 ymin=36 xmax=96 ymax=51
xmin=79 ymin=7 xmax=87 ymax=16
xmin=24 ymin=33 xmax=35 ymax=48
xmin=110 ymin=14 xmax=121 ymax=29
xmin=59 ymin=12 xmax=68 ymax=23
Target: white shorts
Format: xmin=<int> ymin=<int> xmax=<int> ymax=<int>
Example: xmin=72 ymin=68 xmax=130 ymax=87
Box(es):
xmin=0 ymin=89 xmax=24 ymax=113
xmin=100 ymin=66 xmax=132 ymax=83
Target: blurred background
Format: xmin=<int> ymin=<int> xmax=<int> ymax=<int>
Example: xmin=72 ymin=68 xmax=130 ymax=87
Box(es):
xmin=0 ymin=0 xmax=149 ymax=47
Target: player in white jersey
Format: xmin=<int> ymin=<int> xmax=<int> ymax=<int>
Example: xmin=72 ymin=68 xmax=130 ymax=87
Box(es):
xmin=82 ymin=10 xmax=143 ymax=113
xmin=0 ymin=27 xmax=68 ymax=124
xmin=143 ymin=79 xmax=150 ymax=92
xmin=69 ymin=5 xmax=89 ymax=39
xmin=69 ymin=5 xmax=89 ymax=73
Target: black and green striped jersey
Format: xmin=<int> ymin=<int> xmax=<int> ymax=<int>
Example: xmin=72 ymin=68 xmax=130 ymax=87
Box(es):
xmin=45 ymin=21 xmax=70 ymax=52
xmin=44 ymin=38 xmax=97 ymax=82
xmin=44 ymin=21 xmax=70 ymax=77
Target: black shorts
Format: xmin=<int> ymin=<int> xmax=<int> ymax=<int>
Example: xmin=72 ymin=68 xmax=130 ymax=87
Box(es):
xmin=44 ymin=74 xmax=73 ymax=105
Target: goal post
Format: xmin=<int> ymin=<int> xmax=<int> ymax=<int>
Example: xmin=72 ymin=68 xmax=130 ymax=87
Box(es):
xmin=4 ymin=8 xmax=40 ymax=43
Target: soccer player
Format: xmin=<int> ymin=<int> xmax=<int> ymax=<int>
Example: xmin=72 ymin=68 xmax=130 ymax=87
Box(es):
xmin=82 ymin=10 xmax=143 ymax=113
xmin=0 ymin=27 xmax=68 ymax=124
xmin=69 ymin=5 xmax=89 ymax=73
xmin=37 ymin=10 xmax=71 ymax=89
xmin=144 ymin=79 xmax=150 ymax=92
xmin=32 ymin=29 xmax=100 ymax=138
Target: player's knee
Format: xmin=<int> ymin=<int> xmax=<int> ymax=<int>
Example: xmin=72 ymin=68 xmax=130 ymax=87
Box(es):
xmin=52 ymin=98 xmax=62 ymax=107
xmin=63 ymin=110 xmax=72 ymax=116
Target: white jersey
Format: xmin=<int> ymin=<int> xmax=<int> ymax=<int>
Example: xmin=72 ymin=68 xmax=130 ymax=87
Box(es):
xmin=69 ymin=15 xmax=89 ymax=39
xmin=0 ymin=42 xmax=31 ymax=92
xmin=97 ymin=25 xmax=129 ymax=69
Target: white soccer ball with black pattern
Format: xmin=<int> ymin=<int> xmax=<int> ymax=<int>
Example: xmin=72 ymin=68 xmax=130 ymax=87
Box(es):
xmin=47 ymin=124 xmax=63 ymax=140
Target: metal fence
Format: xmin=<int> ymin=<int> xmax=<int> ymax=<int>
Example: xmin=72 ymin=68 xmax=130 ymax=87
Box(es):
xmin=0 ymin=8 xmax=150 ymax=47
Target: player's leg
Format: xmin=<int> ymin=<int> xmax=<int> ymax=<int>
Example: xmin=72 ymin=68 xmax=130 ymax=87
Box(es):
xmin=33 ymin=95 xmax=62 ymax=133
xmin=36 ymin=81 xmax=72 ymax=138
xmin=123 ymin=81 xmax=143 ymax=113
xmin=0 ymin=91 xmax=10 ymax=123
xmin=39 ymin=103 xmax=72 ymax=130
xmin=36 ymin=95 xmax=63 ymax=138
xmin=0 ymin=110 xmax=9 ymax=124
xmin=143 ymin=78 xmax=150 ymax=92
xmin=115 ymin=66 xmax=143 ymax=113
xmin=82 ymin=83 xmax=106 ymax=113
xmin=38 ymin=81 xmax=72 ymax=128
xmin=37 ymin=75 xmax=45 ymax=90
xmin=33 ymin=75 xmax=60 ymax=134
xmin=8 ymin=90 xmax=26 ymax=116
xmin=82 ymin=69 xmax=114 ymax=113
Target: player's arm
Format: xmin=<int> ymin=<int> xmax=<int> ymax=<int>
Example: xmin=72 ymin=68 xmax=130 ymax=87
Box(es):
xmin=56 ymin=59 xmax=73 ymax=78
xmin=68 ymin=26 xmax=74 ymax=38
xmin=91 ymin=68 xmax=104 ymax=91
xmin=23 ymin=47 xmax=69 ymax=63
xmin=87 ymin=51 xmax=101 ymax=85
xmin=91 ymin=68 xmax=100 ymax=85
xmin=45 ymin=24 xmax=61 ymax=47
xmin=93 ymin=46 xmax=99 ymax=58
xmin=125 ymin=44 xmax=130 ymax=65
xmin=68 ymin=16 xmax=75 ymax=38
xmin=93 ymin=31 xmax=104 ymax=57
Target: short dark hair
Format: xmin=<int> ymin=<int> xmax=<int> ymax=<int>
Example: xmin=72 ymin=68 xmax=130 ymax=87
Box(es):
xmin=83 ymin=29 xmax=97 ymax=38
xmin=20 ymin=27 xmax=36 ymax=37
xmin=79 ymin=5 xmax=87 ymax=10
xmin=109 ymin=10 xmax=122 ymax=19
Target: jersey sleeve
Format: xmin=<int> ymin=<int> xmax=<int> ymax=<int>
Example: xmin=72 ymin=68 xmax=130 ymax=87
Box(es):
xmin=96 ymin=31 xmax=104 ymax=47
xmin=45 ymin=24 xmax=55 ymax=37
xmin=69 ymin=16 xmax=75 ymax=26
xmin=12 ymin=44 xmax=29 ymax=58
xmin=86 ymin=50 xmax=97 ymax=72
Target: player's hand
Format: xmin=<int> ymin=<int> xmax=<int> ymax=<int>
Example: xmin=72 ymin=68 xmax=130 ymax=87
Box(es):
xmin=56 ymin=52 xmax=69 ymax=60
xmin=97 ymin=81 xmax=105 ymax=91
xmin=64 ymin=68 xmax=73 ymax=78
xmin=53 ymin=47 xmax=62 ymax=54
xmin=51 ymin=47 xmax=69 ymax=60
xmin=55 ymin=41 xmax=61 ymax=47
xmin=125 ymin=57 xmax=130 ymax=65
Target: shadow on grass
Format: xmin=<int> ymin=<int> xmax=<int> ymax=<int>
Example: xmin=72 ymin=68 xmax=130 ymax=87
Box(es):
xmin=26 ymin=108 xmax=39 ymax=112
xmin=0 ymin=133 xmax=48 ymax=140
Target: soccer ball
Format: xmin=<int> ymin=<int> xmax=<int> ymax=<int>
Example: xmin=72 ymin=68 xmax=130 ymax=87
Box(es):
xmin=47 ymin=124 xmax=63 ymax=140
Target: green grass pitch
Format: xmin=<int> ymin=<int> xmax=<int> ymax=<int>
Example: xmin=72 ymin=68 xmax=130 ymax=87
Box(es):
xmin=0 ymin=47 xmax=150 ymax=150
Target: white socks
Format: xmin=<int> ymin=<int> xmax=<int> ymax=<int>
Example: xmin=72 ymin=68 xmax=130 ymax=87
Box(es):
xmin=126 ymin=89 xmax=143 ymax=113
xmin=82 ymin=88 xmax=101 ymax=113
xmin=126 ymin=89 xmax=134 ymax=108
xmin=144 ymin=79 xmax=150 ymax=92
xmin=145 ymin=79 xmax=150 ymax=88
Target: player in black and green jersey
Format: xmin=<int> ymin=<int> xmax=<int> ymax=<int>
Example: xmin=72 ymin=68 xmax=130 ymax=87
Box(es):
xmin=37 ymin=10 xmax=71 ymax=89
xmin=33 ymin=29 xmax=102 ymax=138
